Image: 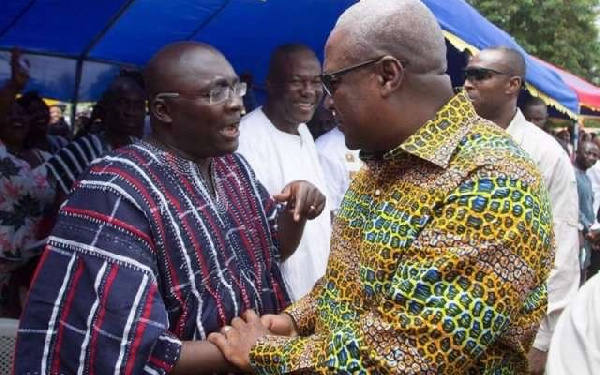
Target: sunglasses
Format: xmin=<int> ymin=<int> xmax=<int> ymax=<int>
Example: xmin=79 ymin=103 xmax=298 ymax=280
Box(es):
xmin=320 ymin=56 xmax=408 ymax=96
xmin=463 ymin=67 xmax=510 ymax=81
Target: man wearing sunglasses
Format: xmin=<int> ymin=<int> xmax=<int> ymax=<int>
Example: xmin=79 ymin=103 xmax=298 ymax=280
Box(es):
xmin=15 ymin=42 xmax=326 ymax=374
xmin=465 ymin=47 xmax=580 ymax=375
xmin=209 ymin=1 xmax=553 ymax=374
xmin=238 ymin=45 xmax=331 ymax=302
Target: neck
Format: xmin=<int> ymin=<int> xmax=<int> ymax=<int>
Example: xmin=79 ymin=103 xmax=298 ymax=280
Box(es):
xmin=485 ymin=101 xmax=517 ymax=130
xmin=262 ymin=103 xmax=300 ymax=135
xmin=2 ymin=139 xmax=23 ymax=155
xmin=385 ymin=76 xmax=455 ymax=149
xmin=105 ymin=127 xmax=133 ymax=149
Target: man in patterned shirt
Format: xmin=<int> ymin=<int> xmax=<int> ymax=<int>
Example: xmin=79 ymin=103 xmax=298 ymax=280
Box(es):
xmin=14 ymin=42 xmax=326 ymax=374
xmin=209 ymin=0 xmax=554 ymax=373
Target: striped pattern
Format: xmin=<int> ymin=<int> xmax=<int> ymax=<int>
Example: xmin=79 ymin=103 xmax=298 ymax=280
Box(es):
xmin=45 ymin=134 xmax=110 ymax=195
xmin=15 ymin=141 xmax=289 ymax=374
xmin=47 ymin=135 xmax=69 ymax=153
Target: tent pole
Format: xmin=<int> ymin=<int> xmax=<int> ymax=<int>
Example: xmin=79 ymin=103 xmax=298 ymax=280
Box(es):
xmin=71 ymin=59 xmax=83 ymax=133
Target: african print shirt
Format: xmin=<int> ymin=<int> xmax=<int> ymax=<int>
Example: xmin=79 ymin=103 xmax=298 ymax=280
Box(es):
xmin=250 ymin=92 xmax=554 ymax=374
xmin=0 ymin=141 xmax=54 ymax=315
xmin=15 ymin=141 xmax=289 ymax=374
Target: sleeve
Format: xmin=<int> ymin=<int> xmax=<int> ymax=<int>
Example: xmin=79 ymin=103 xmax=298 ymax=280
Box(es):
xmin=250 ymin=172 xmax=554 ymax=374
xmin=45 ymin=143 xmax=81 ymax=196
xmin=236 ymin=152 xmax=283 ymax=254
xmin=533 ymin=154 xmax=580 ymax=351
xmin=576 ymin=177 xmax=593 ymax=231
xmin=14 ymin=186 xmax=181 ymax=375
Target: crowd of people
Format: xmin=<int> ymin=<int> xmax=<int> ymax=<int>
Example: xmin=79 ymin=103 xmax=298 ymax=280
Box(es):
xmin=0 ymin=0 xmax=597 ymax=373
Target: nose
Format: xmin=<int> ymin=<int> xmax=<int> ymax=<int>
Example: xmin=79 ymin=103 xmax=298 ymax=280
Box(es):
xmin=323 ymin=95 xmax=334 ymax=111
xmin=226 ymin=91 xmax=244 ymax=112
xmin=463 ymin=78 xmax=474 ymax=90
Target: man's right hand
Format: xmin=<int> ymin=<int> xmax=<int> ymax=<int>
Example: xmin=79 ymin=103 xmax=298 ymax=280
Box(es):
xmin=10 ymin=48 xmax=30 ymax=90
xmin=260 ymin=313 xmax=298 ymax=337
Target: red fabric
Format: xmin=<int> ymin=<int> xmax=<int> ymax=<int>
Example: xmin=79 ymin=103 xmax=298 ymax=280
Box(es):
xmin=534 ymin=56 xmax=600 ymax=110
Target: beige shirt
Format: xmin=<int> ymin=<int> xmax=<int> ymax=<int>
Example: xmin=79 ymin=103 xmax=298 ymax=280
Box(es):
xmin=507 ymin=109 xmax=580 ymax=351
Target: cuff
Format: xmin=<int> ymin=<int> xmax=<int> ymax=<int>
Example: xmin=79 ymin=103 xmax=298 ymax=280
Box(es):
xmin=147 ymin=331 xmax=182 ymax=374
xmin=250 ymin=335 xmax=296 ymax=375
xmin=283 ymin=278 xmax=324 ymax=335
xmin=533 ymin=320 xmax=552 ymax=352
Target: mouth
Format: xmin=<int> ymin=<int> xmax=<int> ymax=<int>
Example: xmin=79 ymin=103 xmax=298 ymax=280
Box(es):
xmin=219 ymin=122 xmax=240 ymax=139
xmin=9 ymin=122 xmax=26 ymax=130
xmin=464 ymin=89 xmax=478 ymax=102
xmin=296 ymin=102 xmax=315 ymax=112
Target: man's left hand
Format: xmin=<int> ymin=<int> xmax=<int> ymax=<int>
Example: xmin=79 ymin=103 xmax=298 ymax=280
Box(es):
xmin=273 ymin=180 xmax=326 ymax=222
xmin=208 ymin=310 xmax=270 ymax=372
xmin=527 ymin=347 xmax=548 ymax=375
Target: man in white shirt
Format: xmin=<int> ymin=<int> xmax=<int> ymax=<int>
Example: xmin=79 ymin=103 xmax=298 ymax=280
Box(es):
xmin=546 ymin=273 xmax=600 ymax=375
xmin=314 ymin=106 xmax=361 ymax=214
xmin=586 ymin=136 xmax=600 ymax=220
xmin=465 ymin=46 xmax=580 ymax=375
xmin=238 ymin=44 xmax=331 ymax=301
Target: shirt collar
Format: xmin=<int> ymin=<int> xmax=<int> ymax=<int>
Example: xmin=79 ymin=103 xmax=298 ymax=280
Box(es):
xmin=364 ymin=91 xmax=478 ymax=169
xmin=506 ymin=108 xmax=525 ymax=134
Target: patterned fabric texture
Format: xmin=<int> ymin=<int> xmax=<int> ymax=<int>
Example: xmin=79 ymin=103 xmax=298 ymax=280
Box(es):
xmin=15 ymin=141 xmax=289 ymax=374
xmin=45 ymin=133 xmax=110 ymax=196
xmin=0 ymin=141 xmax=54 ymax=315
xmin=250 ymin=92 xmax=554 ymax=374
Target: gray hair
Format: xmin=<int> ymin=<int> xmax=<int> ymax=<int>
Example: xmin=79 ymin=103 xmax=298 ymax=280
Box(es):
xmin=333 ymin=0 xmax=447 ymax=74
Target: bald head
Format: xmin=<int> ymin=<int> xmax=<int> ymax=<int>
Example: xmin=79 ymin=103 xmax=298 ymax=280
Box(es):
xmin=331 ymin=0 xmax=447 ymax=74
xmin=479 ymin=47 xmax=526 ymax=78
xmin=105 ymin=75 xmax=145 ymax=102
xmin=145 ymin=42 xmax=230 ymax=98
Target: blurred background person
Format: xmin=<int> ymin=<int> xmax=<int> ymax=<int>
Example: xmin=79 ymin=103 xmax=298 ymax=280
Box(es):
xmin=47 ymin=104 xmax=71 ymax=138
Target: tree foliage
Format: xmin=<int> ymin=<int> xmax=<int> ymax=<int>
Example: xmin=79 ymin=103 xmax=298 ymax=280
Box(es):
xmin=467 ymin=0 xmax=600 ymax=83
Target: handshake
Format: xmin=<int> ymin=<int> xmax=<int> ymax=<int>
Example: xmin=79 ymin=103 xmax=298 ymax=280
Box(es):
xmin=208 ymin=310 xmax=298 ymax=372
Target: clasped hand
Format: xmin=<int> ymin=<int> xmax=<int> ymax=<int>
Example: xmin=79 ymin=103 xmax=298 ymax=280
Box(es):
xmin=208 ymin=310 xmax=297 ymax=372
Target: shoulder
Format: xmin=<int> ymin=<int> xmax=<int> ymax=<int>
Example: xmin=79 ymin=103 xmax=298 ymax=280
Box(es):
xmin=78 ymin=143 xmax=156 ymax=189
xmin=315 ymin=128 xmax=343 ymax=152
xmin=51 ymin=134 xmax=105 ymax=159
xmin=240 ymin=107 xmax=269 ymax=130
xmin=456 ymin=118 xmax=544 ymax=187
xmin=513 ymin=118 xmax=567 ymax=160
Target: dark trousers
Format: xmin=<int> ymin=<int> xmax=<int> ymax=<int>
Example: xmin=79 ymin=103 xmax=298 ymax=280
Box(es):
xmin=588 ymin=250 xmax=600 ymax=281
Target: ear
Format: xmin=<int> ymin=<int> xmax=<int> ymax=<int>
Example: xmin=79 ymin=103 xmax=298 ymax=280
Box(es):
xmin=378 ymin=57 xmax=404 ymax=98
xmin=150 ymin=98 xmax=172 ymax=123
xmin=506 ymin=76 xmax=523 ymax=95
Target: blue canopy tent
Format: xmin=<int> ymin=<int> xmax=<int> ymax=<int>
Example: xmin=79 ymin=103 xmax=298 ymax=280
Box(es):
xmin=0 ymin=0 xmax=579 ymax=118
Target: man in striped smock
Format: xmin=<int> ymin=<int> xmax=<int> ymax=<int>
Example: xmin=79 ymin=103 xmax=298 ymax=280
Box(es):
xmin=45 ymin=75 xmax=145 ymax=202
xmin=14 ymin=42 xmax=326 ymax=374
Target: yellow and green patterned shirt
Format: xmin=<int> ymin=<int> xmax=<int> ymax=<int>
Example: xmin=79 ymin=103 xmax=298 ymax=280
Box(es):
xmin=250 ymin=92 xmax=554 ymax=374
